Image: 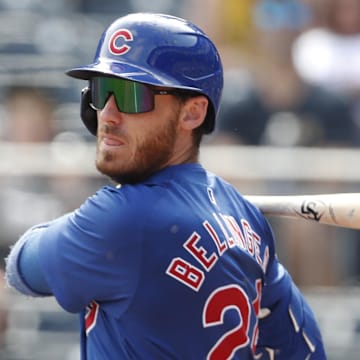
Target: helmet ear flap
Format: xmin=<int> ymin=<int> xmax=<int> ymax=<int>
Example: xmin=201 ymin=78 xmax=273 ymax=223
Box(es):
xmin=80 ymin=87 xmax=98 ymax=136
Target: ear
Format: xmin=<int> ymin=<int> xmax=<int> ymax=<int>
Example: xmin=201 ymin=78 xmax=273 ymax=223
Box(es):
xmin=180 ymin=96 xmax=208 ymax=130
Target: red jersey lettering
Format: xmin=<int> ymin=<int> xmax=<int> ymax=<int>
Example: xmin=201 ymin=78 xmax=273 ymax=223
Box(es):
xmin=166 ymin=257 xmax=204 ymax=291
xmin=184 ymin=232 xmax=218 ymax=271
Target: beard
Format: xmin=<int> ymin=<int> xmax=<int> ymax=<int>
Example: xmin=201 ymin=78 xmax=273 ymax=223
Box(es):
xmin=95 ymin=110 xmax=180 ymax=184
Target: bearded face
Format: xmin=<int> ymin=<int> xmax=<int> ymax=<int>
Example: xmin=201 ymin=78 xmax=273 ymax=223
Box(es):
xmin=95 ymin=95 xmax=181 ymax=184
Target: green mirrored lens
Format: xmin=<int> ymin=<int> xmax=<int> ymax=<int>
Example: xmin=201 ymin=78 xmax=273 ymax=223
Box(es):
xmin=91 ymin=77 xmax=154 ymax=113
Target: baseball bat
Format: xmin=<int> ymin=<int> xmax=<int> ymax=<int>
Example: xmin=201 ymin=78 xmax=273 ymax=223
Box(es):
xmin=244 ymin=193 xmax=360 ymax=229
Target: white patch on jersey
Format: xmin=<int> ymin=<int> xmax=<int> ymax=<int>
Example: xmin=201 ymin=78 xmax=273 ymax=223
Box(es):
xmin=207 ymin=187 xmax=216 ymax=205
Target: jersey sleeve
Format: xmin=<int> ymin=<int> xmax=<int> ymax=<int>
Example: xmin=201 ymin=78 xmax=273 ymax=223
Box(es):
xmin=6 ymin=224 xmax=52 ymax=297
xmin=256 ymin=218 xmax=325 ymax=358
xmin=38 ymin=186 xmax=143 ymax=313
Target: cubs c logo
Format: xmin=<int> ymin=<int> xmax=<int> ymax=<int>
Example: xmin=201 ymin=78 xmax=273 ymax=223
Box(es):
xmin=108 ymin=29 xmax=133 ymax=55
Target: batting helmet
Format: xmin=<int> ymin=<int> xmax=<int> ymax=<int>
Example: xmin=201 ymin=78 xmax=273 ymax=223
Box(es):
xmin=66 ymin=13 xmax=223 ymax=135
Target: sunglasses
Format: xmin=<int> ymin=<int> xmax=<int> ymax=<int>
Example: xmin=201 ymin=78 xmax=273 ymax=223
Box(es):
xmin=90 ymin=76 xmax=179 ymax=113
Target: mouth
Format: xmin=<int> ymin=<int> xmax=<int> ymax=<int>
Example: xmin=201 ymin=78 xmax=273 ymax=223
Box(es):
xmin=103 ymin=136 xmax=124 ymax=146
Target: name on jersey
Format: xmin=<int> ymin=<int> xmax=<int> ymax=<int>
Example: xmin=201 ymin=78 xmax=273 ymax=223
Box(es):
xmin=165 ymin=212 xmax=269 ymax=292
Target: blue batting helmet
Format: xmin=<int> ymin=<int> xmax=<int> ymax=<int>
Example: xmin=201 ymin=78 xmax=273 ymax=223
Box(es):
xmin=66 ymin=13 xmax=223 ymax=135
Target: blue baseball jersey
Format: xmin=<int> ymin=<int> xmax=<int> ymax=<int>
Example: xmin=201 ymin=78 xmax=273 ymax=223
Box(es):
xmin=35 ymin=163 xmax=325 ymax=359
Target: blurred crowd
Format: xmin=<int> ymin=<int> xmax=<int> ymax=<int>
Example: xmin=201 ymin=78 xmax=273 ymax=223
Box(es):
xmin=0 ymin=0 xmax=360 ymax=358
xmin=212 ymin=0 xmax=360 ymax=147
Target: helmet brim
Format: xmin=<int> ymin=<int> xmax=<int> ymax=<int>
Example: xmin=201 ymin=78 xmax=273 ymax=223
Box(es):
xmin=66 ymin=60 xmax=202 ymax=93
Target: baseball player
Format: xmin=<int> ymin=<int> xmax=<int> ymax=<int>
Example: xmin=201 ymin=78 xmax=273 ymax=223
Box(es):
xmin=5 ymin=13 xmax=326 ymax=359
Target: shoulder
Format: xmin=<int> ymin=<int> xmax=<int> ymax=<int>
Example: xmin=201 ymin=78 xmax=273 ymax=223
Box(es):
xmin=75 ymin=184 xmax=167 ymax=229
xmin=210 ymin=174 xmax=275 ymax=239
xmin=83 ymin=184 xmax=161 ymax=210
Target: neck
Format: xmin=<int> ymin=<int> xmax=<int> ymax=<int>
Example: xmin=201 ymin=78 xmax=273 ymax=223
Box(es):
xmin=167 ymin=132 xmax=199 ymax=167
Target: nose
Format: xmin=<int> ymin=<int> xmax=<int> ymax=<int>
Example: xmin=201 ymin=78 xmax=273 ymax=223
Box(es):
xmin=98 ymin=95 xmax=123 ymax=125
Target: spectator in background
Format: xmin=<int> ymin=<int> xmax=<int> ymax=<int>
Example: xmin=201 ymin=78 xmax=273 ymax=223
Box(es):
xmin=292 ymin=0 xmax=360 ymax=141
xmin=213 ymin=0 xmax=357 ymax=147
xmin=0 ymin=270 xmax=8 ymax=350
xmin=0 ymin=268 xmax=22 ymax=360
xmin=0 ymin=86 xmax=64 ymax=265
xmin=0 ymin=86 xmax=88 ymax=359
xmin=293 ymin=0 xmax=360 ymax=282
xmin=1 ymin=86 xmax=55 ymax=143
xmin=0 ymin=86 xmax=104 ymax=265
